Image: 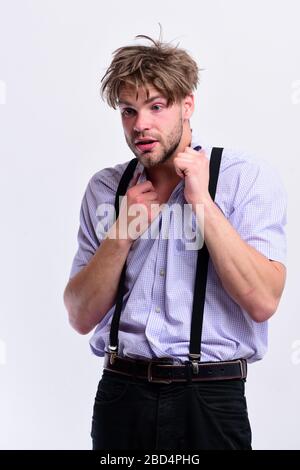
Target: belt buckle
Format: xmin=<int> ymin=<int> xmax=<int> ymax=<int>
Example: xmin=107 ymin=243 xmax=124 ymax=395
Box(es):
xmin=147 ymin=359 xmax=173 ymax=384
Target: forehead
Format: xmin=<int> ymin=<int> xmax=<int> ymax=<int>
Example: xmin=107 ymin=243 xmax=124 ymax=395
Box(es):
xmin=118 ymin=84 xmax=167 ymax=105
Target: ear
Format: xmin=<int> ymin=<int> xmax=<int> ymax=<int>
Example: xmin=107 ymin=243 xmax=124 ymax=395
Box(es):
xmin=182 ymin=94 xmax=194 ymax=120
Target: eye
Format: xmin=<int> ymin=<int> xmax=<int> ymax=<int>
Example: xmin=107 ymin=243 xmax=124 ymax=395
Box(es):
xmin=151 ymin=104 xmax=163 ymax=111
xmin=121 ymin=108 xmax=136 ymax=117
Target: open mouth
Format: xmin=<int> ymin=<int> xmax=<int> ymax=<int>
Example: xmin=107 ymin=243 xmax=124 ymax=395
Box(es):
xmin=135 ymin=140 xmax=158 ymax=152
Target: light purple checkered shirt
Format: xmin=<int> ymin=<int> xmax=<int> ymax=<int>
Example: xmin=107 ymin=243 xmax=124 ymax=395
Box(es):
xmin=69 ymin=136 xmax=287 ymax=364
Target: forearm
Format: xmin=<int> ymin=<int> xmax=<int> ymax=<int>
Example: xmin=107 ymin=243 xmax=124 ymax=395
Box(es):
xmin=64 ymin=222 xmax=133 ymax=334
xmin=196 ymin=199 xmax=284 ymax=322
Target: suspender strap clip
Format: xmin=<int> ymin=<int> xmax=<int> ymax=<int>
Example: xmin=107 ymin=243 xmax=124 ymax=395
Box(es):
xmin=188 ymin=353 xmax=201 ymax=375
xmin=108 ymin=345 xmax=118 ymax=365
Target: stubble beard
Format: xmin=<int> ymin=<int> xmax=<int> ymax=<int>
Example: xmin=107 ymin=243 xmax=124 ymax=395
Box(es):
xmin=125 ymin=117 xmax=184 ymax=169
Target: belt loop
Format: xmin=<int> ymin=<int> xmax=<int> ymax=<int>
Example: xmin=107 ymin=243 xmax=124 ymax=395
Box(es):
xmin=184 ymin=360 xmax=193 ymax=384
xmin=132 ymin=358 xmax=138 ymax=380
xmin=239 ymin=358 xmax=247 ymax=379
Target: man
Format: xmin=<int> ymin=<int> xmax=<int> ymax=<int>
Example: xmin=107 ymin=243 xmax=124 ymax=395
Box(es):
xmin=63 ymin=33 xmax=287 ymax=450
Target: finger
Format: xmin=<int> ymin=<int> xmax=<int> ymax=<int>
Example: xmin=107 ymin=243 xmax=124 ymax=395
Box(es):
xmin=175 ymin=167 xmax=185 ymax=178
xmin=174 ymin=159 xmax=186 ymax=173
xmin=143 ymin=191 xmax=159 ymax=201
xmin=136 ymin=180 xmax=155 ymax=192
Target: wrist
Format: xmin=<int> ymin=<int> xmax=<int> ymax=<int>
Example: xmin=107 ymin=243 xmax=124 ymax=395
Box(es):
xmin=105 ymin=220 xmax=134 ymax=247
xmin=191 ymin=195 xmax=214 ymax=213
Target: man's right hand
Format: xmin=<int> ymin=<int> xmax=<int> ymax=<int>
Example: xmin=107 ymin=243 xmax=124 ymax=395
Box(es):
xmin=110 ymin=172 xmax=161 ymax=242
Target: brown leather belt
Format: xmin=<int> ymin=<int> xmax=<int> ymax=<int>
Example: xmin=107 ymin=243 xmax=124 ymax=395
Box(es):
xmin=103 ymin=353 xmax=247 ymax=384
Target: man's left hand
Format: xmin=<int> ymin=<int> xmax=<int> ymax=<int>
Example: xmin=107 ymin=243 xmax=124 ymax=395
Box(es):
xmin=173 ymin=147 xmax=212 ymax=210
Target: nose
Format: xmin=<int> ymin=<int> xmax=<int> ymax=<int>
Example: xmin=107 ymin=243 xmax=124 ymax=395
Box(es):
xmin=133 ymin=111 xmax=151 ymax=133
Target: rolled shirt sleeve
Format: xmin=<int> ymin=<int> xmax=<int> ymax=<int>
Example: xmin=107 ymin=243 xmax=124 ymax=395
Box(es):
xmin=229 ymin=158 xmax=287 ymax=266
xmin=69 ymin=179 xmax=101 ymax=279
xmin=68 ymin=162 xmax=131 ymax=280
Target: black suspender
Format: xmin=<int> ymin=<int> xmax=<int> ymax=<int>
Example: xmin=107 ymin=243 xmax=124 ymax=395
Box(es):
xmin=108 ymin=148 xmax=223 ymax=366
xmin=109 ymin=157 xmax=138 ymax=355
xmin=114 ymin=158 xmax=139 ymax=217
xmin=188 ymin=147 xmax=223 ymax=371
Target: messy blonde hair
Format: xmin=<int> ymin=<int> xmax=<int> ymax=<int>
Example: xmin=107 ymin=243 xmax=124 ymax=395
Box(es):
xmin=100 ymin=28 xmax=200 ymax=109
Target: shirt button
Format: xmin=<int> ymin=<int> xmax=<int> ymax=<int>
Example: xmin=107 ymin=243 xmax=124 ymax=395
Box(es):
xmin=155 ymin=306 xmax=161 ymax=313
xmin=159 ymin=268 xmax=165 ymax=276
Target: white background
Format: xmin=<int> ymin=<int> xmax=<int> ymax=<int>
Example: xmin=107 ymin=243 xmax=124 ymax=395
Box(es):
xmin=0 ymin=0 xmax=299 ymax=450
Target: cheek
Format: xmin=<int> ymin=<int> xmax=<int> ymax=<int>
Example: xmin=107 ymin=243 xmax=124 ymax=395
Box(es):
xmin=122 ymin=123 xmax=132 ymax=138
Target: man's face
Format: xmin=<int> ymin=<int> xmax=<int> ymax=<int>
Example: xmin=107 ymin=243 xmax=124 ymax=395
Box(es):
xmin=118 ymin=84 xmax=188 ymax=168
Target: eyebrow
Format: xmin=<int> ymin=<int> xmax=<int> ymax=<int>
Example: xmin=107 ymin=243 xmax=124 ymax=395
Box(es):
xmin=118 ymin=95 xmax=166 ymax=106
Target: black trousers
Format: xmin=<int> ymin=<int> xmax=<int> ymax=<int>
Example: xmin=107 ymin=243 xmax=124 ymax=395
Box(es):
xmin=91 ymin=369 xmax=252 ymax=450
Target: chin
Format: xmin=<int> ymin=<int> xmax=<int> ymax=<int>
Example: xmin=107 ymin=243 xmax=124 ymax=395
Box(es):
xmin=140 ymin=153 xmax=163 ymax=167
